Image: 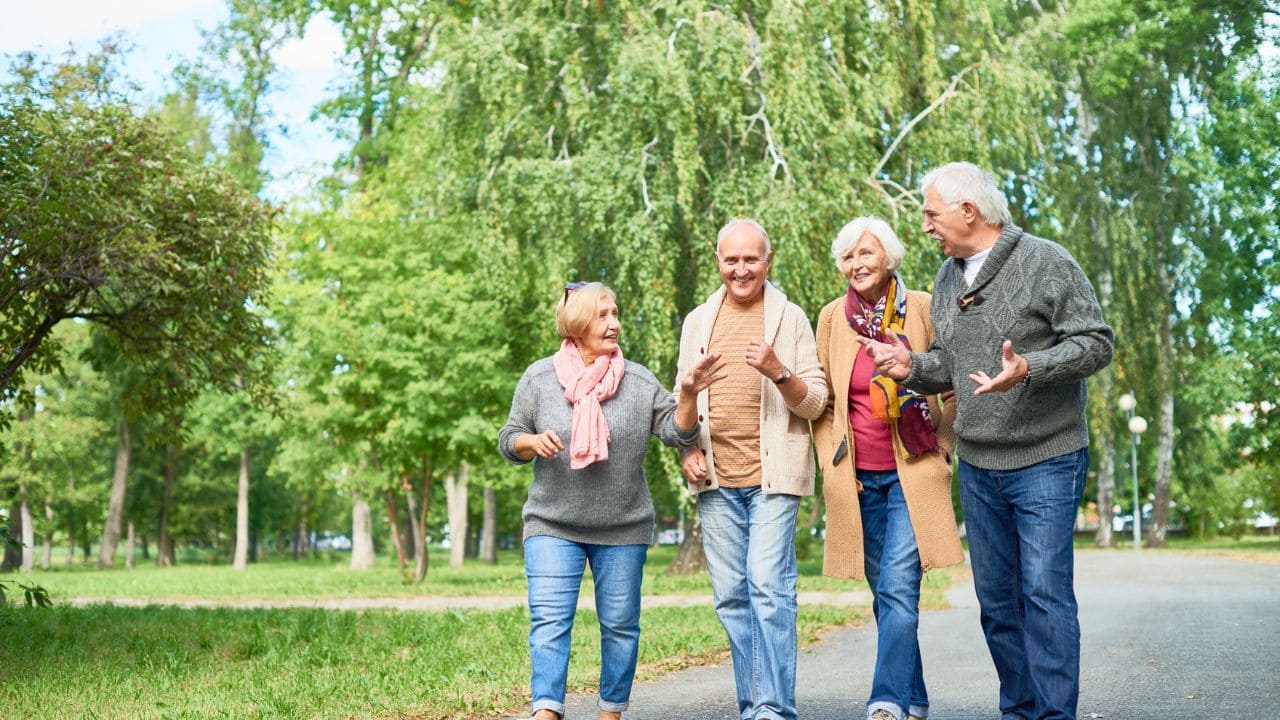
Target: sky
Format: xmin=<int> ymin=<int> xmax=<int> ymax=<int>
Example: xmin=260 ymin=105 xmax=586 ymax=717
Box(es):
xmin=0 ymin=0 xmax=345 ymax=201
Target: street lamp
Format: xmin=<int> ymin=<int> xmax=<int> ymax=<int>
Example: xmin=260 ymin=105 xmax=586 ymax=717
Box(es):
xmin=1118 ymin=393 xmax=1148 ymax=549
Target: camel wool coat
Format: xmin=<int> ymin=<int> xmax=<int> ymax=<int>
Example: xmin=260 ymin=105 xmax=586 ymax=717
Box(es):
xmin=813 ymin=289 xmax=964 ymax=580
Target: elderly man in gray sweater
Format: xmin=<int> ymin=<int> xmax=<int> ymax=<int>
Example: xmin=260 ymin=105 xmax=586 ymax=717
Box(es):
xmin=858 ymin=162 xmax=1113 ymax=720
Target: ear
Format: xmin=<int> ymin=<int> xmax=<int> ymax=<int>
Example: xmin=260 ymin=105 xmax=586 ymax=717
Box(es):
xmin=960 ymin=201 xmax=980 ymax=224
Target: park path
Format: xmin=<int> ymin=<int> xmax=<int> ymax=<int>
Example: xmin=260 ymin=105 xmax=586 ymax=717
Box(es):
xmin=67 ymin=589 xmax=871 ymax=612
xmin=562 ymin=550 xmax=1280 ymax=719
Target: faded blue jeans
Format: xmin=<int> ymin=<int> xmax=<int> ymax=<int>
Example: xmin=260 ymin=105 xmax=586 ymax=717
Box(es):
xmin=699 ymin=486 xmax=801 ymax=720
xmin=858 ymin=468 xmax=929 ymax=720
xmin=524 ymin=535 xmax=648 ymax=717
xmin=958 ymin=448 xmax=1089 ymax=720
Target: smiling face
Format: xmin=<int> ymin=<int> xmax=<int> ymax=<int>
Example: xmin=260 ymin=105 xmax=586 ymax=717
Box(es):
xmin=575 ymin=294 xmax=621 ymax=363
xmin=840 ymin=231 xmax=892 ymax=302
xmin=716 ymin=225 xmax=770 ymax=304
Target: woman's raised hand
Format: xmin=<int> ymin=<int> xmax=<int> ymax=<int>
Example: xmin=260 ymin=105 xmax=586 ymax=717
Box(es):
xmin=680 ymin=352 xmax=727 ymax=395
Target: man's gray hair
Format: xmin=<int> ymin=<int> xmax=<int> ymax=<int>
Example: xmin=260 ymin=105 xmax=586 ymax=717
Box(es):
xmin=716 ymin=217 xmax=772 ymax=255
xmin=919 ymin=162 xmax=1013 ymax=227
xmin=830 ymin=216 xmax=904 ymax=273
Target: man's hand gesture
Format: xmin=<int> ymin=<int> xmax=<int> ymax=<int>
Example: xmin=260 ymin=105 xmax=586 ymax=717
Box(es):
xmin=853 ymin=333 xmax=913 ymax=381
xmin=969 ymin=340 xmax=1030 ymax=395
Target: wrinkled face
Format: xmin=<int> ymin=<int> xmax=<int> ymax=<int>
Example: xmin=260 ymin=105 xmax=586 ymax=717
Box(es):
xmin=921 ymin=185 xmax=972 ymax=258
xmin=576 ymin=294 xmax=621 ymax=361
xmin=840 ymin=231 xmax=892 ymax=302
xmin=716 ymin=226 xmax=770 ymax=304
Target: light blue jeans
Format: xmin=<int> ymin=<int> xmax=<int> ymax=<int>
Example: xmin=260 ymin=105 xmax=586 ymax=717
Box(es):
xmin=524 ymin=535 xmax=648 ymax=717
xmin=858 ymin=468 xmax=929 ymax=720
xmin=958 ymin=448 xmax=1089 ymax=720
xmin=699 ymin=486 xmax=801 ymax=720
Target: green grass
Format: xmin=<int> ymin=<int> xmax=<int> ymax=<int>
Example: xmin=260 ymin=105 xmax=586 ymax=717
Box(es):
xmin=1072 ymin=532 xmax=1280 ymax=562
xmin=3 ymin=545 xmax=970 ymax=718
xmin=0 ymin=602 xmax=864 ymax=720
xmin=30 ymin=546 xmax=948 ymax=603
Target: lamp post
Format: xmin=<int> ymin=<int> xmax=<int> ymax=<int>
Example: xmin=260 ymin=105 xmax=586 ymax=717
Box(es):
xmin=1117 ymin=393 xmax=1148 ymax=549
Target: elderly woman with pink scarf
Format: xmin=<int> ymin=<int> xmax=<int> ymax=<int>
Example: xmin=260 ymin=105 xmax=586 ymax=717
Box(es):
xmin=499 ymin=281 xmax=723 ymax=720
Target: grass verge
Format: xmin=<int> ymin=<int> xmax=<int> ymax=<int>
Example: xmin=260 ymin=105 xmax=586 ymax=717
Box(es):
xmin=0 ymin=602 xmax=865 ymax=720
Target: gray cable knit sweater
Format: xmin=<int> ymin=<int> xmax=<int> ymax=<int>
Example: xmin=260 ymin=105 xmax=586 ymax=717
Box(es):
xmin=905 ymin=224 xmax=1114 ymax=470
xmin=499 ymin=357 xmax=698 ymax=546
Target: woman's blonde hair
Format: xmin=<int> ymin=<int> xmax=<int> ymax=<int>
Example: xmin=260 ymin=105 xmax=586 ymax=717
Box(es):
xmin=556 ymin=282 xmax=616 ymax=339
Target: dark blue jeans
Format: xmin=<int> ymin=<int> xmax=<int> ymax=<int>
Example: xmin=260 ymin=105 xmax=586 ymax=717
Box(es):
xmin=858 ymin=469 xmax=928 ymax=720
xmin=958 ymin=448 xmax=1089 ymax=720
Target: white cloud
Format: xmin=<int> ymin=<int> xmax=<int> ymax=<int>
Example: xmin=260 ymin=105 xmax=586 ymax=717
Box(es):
xmin=0 ymin=0 xmax=223 ymax=55
xmin=276 ymin=16 xmax=343 ymax=73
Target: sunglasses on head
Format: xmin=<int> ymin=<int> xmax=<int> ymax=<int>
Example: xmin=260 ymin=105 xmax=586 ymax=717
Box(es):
xmin=564 ymin=281 xmax=588 ymax=304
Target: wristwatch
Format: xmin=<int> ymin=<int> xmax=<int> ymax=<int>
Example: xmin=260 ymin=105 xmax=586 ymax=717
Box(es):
xmin=773 ymin=367 xmax=791 ymax=385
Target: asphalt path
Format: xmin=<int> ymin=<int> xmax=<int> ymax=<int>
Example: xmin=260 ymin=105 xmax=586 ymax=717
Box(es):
xmin=564 ymin=550 xmax=1280 ymax=719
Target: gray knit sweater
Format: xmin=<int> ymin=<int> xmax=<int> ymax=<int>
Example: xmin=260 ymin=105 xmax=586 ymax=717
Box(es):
xmin=905 ymin=224 xmax=1114 ymax=470
xmin=498 ymin=357 xmax=698 ymax=545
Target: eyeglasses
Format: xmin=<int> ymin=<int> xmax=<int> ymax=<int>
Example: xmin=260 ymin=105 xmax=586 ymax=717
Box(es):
xmin=563 ymin=281 xmax=588 ymax=304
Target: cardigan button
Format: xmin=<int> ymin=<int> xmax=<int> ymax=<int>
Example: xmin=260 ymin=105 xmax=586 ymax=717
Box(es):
xmin=698 ymin=414 xmax=704 ymax=421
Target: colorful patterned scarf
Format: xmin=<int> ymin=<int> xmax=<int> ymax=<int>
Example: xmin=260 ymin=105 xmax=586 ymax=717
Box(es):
xmin=844 ymin=275 xmax=938 ymax=457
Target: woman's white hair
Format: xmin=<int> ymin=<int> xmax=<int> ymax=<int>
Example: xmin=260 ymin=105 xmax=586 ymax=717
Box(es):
xmin=919 ymin=162 xmax=1013 ymax=227
xmin=830 ymin=216 xmax=904 ymax=273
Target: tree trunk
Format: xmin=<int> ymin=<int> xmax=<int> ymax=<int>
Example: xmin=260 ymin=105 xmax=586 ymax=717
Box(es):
xmin=1 ymin=503 xmax=21 ymax=571
xmin=19 ymin=485 xmax=34 ymax=573
xmin=444 ymin=463 xmax=470 ymax=568
xmin=1148 ymin=388 xmax=1175 ymax=547
xmin=479 ymin=485 xmax=498 ymax=564
xmin=125 ymin=521 xmax=136 ymax=569
xmin=234 ymin=447 xmax=251 ymax=570
xmin=1094 ymin=424 xmax=1116 ymax=548
xmin=99 ymin=415 xmax=131 ymax=568
xmin=66 ymin=475 xmax=76 ymax=567
xmin=409 ymin=457 xmax=432 ymax=582
xmin=42 ymin=501 xmax=54 ymax=569
xmin=156 ymin=444 xmax=179 ymax=567
xmin=666 ymin=514 xmax=708 ymax=575
xmin=1091 ymin=225 xmax=1117 ymax=548
xmin=384 ymin=488 xmax=407 ymax=568
xmin=350 ymin=490 xmax=377 ymax=570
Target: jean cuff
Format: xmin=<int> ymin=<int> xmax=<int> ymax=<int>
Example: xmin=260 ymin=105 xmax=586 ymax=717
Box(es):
xmin=597 ymin=697 xmax=629 ymax=712
xmin=908 ymin=703 xmax=928 ymax=719
xmin=531 ymin=699 xmax=566 ymax=717
xmin=867 ymin=701 xmax=904 ymax=720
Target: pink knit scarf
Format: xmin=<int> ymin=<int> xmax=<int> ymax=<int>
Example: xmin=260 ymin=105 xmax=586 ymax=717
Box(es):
xmin=553 ymin=338 xmax=625 ymax=469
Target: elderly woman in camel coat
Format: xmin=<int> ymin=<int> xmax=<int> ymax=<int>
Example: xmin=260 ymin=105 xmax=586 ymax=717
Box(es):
xmin=813 ymin=217 xmax=963 ymax=720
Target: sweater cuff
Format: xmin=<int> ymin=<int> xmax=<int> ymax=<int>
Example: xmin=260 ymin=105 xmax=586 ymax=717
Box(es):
xmin=674 ymin=421 xmax=700 ymax=447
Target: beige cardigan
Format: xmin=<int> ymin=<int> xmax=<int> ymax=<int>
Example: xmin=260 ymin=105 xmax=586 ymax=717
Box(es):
xmin=813 ymin=290 xmax=964 ymax=579
xmin=676 ymin=283 xmax=828 ymax=496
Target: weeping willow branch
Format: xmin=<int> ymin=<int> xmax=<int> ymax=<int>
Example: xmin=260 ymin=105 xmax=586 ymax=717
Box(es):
xmin=865 ymin=62 xmax=982 ymax=215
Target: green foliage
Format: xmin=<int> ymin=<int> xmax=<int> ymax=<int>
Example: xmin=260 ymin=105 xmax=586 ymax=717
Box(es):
xmin=0 ymin=580 xmax=53 ymax=609
xmin=0 ymin=64 xmax=278 ymax=418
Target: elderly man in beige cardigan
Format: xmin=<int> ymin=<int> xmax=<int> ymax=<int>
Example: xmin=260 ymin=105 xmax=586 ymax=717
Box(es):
xmin=675 ymin=218 xmax=828 ymax=720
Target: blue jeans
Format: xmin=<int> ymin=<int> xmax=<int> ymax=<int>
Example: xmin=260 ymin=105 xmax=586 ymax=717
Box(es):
xmin=858 ymin=469 xmax=928 ymax=720
xmin=524 ymin=535 xmax=648 ymax=717
xmin=699 ymin=486 xmax=800 ymax=720
xmin=958 ymin=448 xmax=1089 ymax=720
